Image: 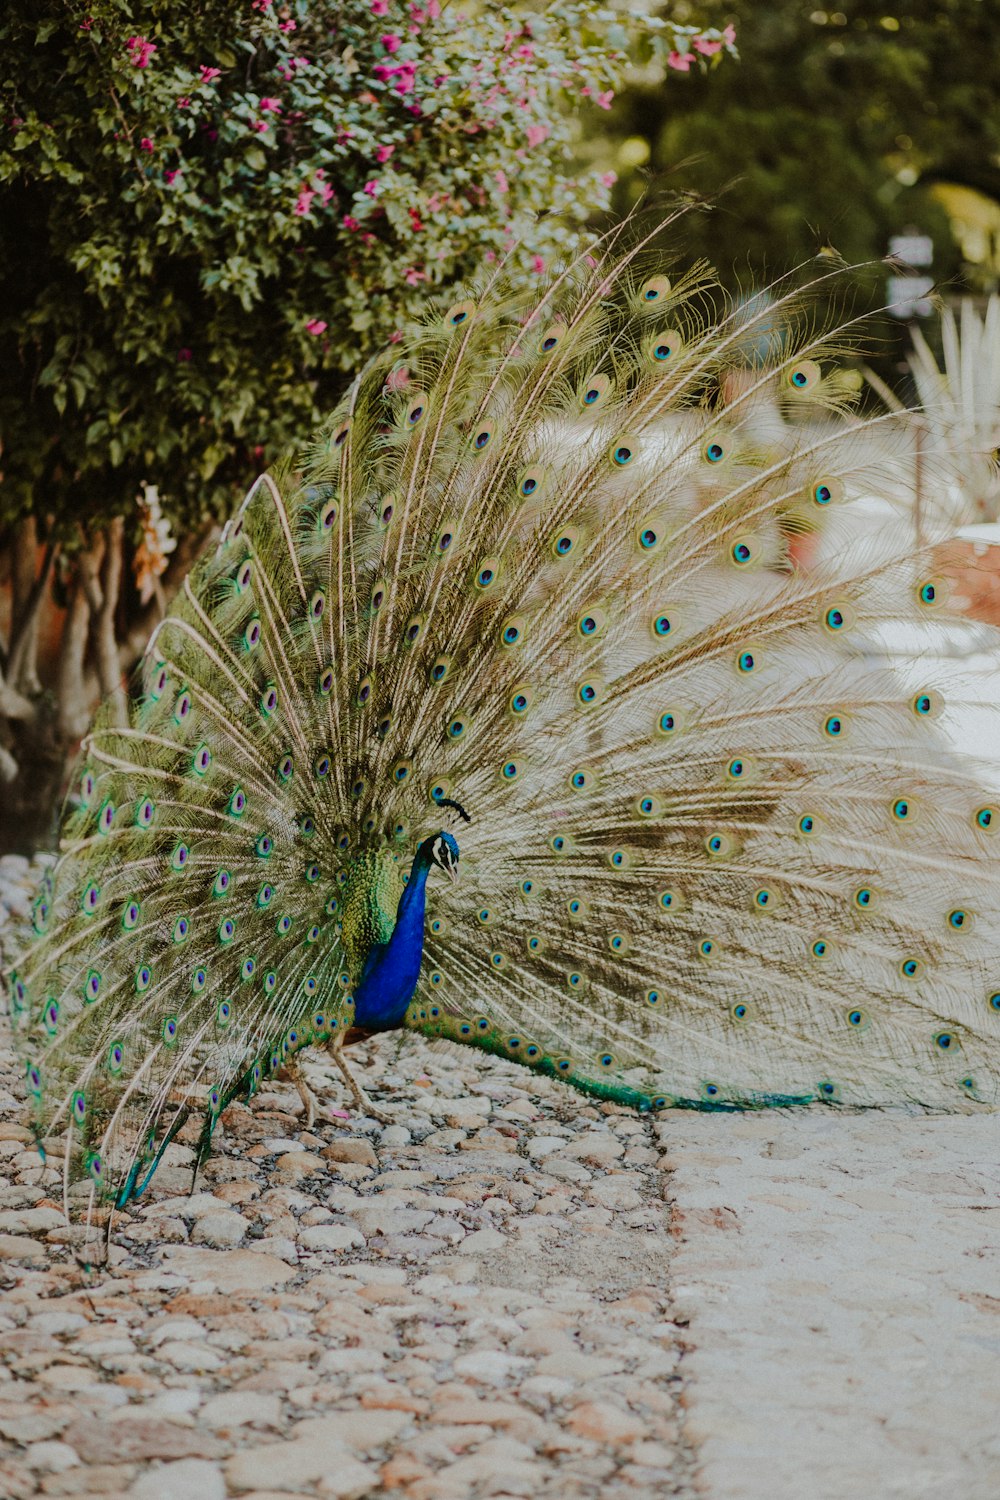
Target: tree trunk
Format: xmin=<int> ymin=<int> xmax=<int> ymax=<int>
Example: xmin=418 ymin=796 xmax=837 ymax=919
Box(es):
xmin=57 ymin=562 xmax=98 ymax=745
xmin=0 ymin=518 xmax=216 ymax=854
xmin=94 ymin=518 xmax=127 ymax=724
xmin=6 ymin=518 xmax=59 ymax=695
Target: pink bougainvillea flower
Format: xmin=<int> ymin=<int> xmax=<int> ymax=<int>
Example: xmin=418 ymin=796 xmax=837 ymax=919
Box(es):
xmin=381 ymin=33 xmax=401 ymax=52
xmin=79 ymin=17 xmax=93 ymax=30
xmin=389 ymin=329 xmax=404 ymax=343
xmin=408 ymin=207 xmax=424 ymax=231
xmin=305 ymin=318 xmax=327 ymax=335
xmin=126 ymin=35 xmax=157 ymax=68
xmin=723 ymin=24 xmax=736 ymax=44
xmin=251 ymin=0 xmax=272 ymax=10
xmin=200 ymin=65 xmax=222 ymax=82
xmin=363 ymin=178 xmax=380 ymax=196
xmin=293 ymin=56 xmax=310 ymax=68
xmin=176 ymin=96 xmax=192 ymax=109
xmin=601 ymin=170 xmax=618 ymax=189
xmin=404 ymin=266 xmax=425 ymax=285
xmin=294 ymin=189 xmax=316 ymax=215
xmin=495 ymin=168 xmax=509 ymax=194
xmin=140 ymin=137 xmax=155 ymax=152
xmin=279 ymin=19 xmax=296 ymax=31
xmin=385 ymin=365 xmax=410 ymax=391
xmin=667 ymin=51 xmax=692 ymax=71
xmin=164 ymin=168 xmax=180 ymax=184
xmin=596 ymin=89 xmax=614 ymax=109
xmin=525 ymin=123 xmax=549 ymax=148
xmin=371 ymin=0 xmax=389 ymax=14
xmin=343 ymin=214 xmax=360 ymax=230
xmin=249 ymin=119 xmax=268 ymax=133
xmin=531 ymin=254 xmax=545 ymax=273
xmin=374 ymin=58 xmax=418 ymax=94
xmin=259 ymin=97 xmax=282 ymax=112
xmin=375 ymin=143 xmax=395 ymax=163
xmin=693 ymin=35 xmax=722 ymax=55
xmin=177 ymin=348 xmax=193 ymax=362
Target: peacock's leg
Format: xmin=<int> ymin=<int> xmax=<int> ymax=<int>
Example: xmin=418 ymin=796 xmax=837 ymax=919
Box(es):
xmin=282 ymin=1056 xmax=318 ymax=1129
xmin=327 ymin=1031 xmax=391 ymax=1123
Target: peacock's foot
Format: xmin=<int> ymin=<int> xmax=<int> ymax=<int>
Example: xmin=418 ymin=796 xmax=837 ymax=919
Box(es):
xmin=281 ymin=1057 xmax=319 ymax=1129
xmin=326 ymin=1036 xmax=392 ymax=1123
xmin=346 ymin=1088 xmax=392 ymax=1126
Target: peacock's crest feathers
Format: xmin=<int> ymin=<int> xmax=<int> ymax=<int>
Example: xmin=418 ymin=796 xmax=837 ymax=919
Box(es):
xmin=9 ymin=223 xmax=1000 ymax=1222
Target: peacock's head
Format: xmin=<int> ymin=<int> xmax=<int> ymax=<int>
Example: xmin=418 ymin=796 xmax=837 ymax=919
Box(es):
xmin=428 ymin=830 xmax=460 ymax=883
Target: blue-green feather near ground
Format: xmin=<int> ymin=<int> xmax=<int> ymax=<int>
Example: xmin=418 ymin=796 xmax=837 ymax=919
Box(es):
xmin=8 ymin=219 xmax=1000 ymax=1223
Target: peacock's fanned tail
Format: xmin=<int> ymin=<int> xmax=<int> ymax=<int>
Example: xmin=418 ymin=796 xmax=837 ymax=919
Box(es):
xmin=8 ymin=222 xmax=1000 ymax=1220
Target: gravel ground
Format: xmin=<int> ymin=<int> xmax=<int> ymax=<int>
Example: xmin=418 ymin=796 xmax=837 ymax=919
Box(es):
xmin=0 ymin=848 xmax=693 ymax=1500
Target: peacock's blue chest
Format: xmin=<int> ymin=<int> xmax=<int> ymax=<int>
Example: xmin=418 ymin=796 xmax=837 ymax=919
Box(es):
xmin=349 ymin=857 xmax=431 ymax=1031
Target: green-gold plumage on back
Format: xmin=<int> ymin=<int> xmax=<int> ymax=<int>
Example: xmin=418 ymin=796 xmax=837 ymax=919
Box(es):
xmin=8 ymin=215 xmax=1000 ymax=1228
xmin=341 ymin=850 xmax=404 ymax=982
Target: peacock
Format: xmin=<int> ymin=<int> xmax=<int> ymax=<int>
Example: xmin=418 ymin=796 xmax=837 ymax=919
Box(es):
xmin=8 ymin=220 xmax=1000 ymax=1233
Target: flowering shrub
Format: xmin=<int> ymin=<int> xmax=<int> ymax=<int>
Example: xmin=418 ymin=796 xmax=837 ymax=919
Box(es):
xmin=0 ymin=1 xmax=733 ymax=530
xmin=0 ymin=0 xmax=734 ymax=844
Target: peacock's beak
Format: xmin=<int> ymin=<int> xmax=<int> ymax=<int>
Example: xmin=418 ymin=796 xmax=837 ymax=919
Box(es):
xmin=446 ymin=862 xmax=460 ymax=885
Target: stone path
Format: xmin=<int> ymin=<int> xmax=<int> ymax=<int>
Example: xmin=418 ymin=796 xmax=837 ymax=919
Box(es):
xmin=0 ymin=1020 xmax=691 ymax=1500
xmin=661 ymin=1110 xmax=1000 ymax=1500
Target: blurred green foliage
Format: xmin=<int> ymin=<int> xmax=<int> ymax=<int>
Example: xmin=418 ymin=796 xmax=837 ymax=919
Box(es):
xmin=0 ymin=0 xmax=732 ymax=536
xmin=613 ymin=0 xmax=999 ymax=291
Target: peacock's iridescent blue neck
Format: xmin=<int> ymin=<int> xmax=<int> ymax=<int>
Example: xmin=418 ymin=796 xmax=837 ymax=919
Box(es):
xmin=350 ymin=845 xmax=433 ymax=1031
